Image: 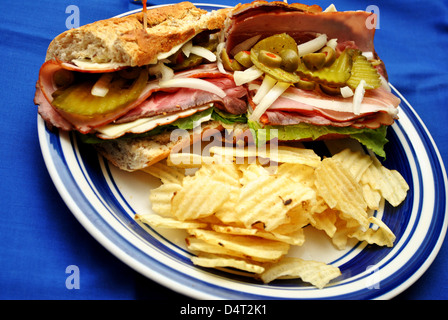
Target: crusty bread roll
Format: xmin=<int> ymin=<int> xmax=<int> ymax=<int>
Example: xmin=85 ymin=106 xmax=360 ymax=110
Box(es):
xmin=94 ymin=121 xmax=226 ymax=171
xmin=46 ymin=2 xmax=230 ymax=67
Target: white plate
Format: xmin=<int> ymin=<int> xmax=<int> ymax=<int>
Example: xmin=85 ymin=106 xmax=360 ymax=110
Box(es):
xmin=38 ymin=4 xmax=448 ymax=299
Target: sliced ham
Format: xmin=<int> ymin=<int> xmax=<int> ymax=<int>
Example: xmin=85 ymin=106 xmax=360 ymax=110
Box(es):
xmin=34 ymin=84 xmax=74 ymax=131
xmin=249 ymin=83 xmax=400 ymax=129
xmin=225 ymin=5 xmax=377 ymax=55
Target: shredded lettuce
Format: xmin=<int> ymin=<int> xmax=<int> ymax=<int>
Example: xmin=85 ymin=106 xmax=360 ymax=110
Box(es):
xmin=248 ymin=120 xmax=389 ymax=158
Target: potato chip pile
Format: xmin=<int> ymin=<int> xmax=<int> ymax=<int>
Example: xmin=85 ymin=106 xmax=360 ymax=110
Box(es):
xmin=135 ymin=144 xmax=409 ymax=289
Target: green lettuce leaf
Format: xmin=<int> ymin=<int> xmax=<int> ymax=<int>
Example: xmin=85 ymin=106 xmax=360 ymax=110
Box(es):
xmin=211 ymin=108 xmax=247 ymax=124
xmin=248 ymin=120 xmax=389 ymax=158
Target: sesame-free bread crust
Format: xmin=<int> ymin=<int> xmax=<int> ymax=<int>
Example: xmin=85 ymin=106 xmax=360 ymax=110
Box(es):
xmin=94 ymin=120 xmax=225 ymax=171
xmin=45 ymin=2 xmax=230 ymax=67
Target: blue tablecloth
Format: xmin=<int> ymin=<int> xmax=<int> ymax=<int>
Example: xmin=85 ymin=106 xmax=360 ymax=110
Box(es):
xmin=1 ymin=0 xmax=447 ymax=300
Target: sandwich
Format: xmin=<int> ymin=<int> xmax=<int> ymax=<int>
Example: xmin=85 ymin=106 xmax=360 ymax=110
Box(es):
xmin=35 ymin=2 xmax=247 ymax=171
xmin=35 ymin=1 xmax=400 ymax=172
xmin=218 ymin=1 xmax=400 ymax=158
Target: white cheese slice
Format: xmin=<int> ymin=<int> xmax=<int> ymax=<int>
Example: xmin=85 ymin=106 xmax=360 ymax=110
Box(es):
xmin=96 ymin=105 xmax=213 ymax=139
xmin=71 ymin=59 xmax=128 ymax=71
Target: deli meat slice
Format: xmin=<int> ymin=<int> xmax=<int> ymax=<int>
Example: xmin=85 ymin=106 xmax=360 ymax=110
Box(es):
xmin=225 ymin=3 xmax=376 ymax=55
xmin=115 ymin=77 xmax=247 ymax=124
xmin=36 ymin=61 xmax=247 ymax=134
xmin=250 ymin=84 xmax=400 ymax=129
xmin=35 ymin=84 xmax=74 ymax=131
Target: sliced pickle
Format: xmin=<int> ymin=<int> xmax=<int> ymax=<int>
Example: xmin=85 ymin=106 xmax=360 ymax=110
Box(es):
xmin=52 ymin=69 xmax=148 ymax=116
xmin=252 ymin=33 xmax=299 ymax=55
xmin=346 ymin=52 xmax=381 ymax=90
xmin=171 ymin=54 xmax=204 ymax=71
xmin=246 ymin=33 xmax=302 ymax=83
xmin=296 ymin=49 xmax=353 ymax=86
xmin=295 ymin=79 xmax=316 ymax=91
xmin=250 ymin=48 xmax=301 ymax=83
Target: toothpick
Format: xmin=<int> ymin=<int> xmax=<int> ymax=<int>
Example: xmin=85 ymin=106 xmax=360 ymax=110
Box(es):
xmin=143 ymin=0 xmax=148 ymax=30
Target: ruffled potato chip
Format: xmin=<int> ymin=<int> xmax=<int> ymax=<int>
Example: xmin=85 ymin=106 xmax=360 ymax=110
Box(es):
xmin=172 ymin=175 xmax=230 ymax=220
xmin=141 ymin=160 xmax=185 ymax=184
xmin=188 ymin=229 xmax=290 ymax=262
xmin=361 ymin=155 xmax=409 ymax=207
xmin=349 ymin=216 xmax=396 ymax=247
xmin=315 ymin=157 xmax=369 ymax=229
xmin=236 ymin=174 xmax=316 ymax=231
xmin=136 ymin=142 xmax=408 ymax=289
xmin=260 ymin=257 xmax=341 ymax=288
xmin=149 ymin=183 xmax=182 ymax=216
xmin=136 ymin=214 xmax=207 ymax=229
xmin=191 ymin=253 xmax=265 ymax=274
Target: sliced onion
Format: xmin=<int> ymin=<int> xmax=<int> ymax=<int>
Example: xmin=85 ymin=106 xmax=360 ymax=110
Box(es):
xmin=379 ymin=74 xmax=392 ymax=93
xmin=323 ymin=4 xmax=337 ymax=12
xmin=190 ymin=46 xmax=217 ymax=62
xmin=148 ymin=61 xmax=174 ymax=82
xmin=230 ymin=35 xmax=261 ymax=57
xmin=182 ymin=41 xmax=193 ymax=57
xmin=340 ymin=86 xmax=354 ymax=98
xmin=252 ymin=75 xmax=277 ymax=104
xmin=353 ymin=80 xmax=366 ymax=115
xmin=157 ymin=42 xmax=186 ymax=60
xmin=362 ymin=51 xmax=374 ymax=60
xmin=249 ymin=81 xmax=290 ymax=122
xmin=158 ymin=78 xmax=226 ymax=98
xmin=216 ymin=42 xmax=229 ymax=74
xmin=297 ymin=34 xmax=328 ymax=57
xmin=326 ymin=38 xmax=338 ymax=50
xmin=233 ymin=65 xmax=263 ymax=86
xmin=91 ymin=73 xmax=114 ymax=97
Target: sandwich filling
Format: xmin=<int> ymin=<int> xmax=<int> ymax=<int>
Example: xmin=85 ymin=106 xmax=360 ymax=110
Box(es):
xmin=36 ymin=29 xmax=248 ymax=140
xmin=217 ymin=2 xmax=401 ymax=157
xmin=35 ymin=2 xmax=402 ymax=159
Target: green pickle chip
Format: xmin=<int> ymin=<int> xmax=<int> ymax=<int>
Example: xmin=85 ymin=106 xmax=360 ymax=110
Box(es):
xmin=296 ymin=48 xmax=353 ymax=86
xmin=346 ymin=52 xmax=381 ymax=90
xmin=52 ymin=69 xmax=148 ymax=116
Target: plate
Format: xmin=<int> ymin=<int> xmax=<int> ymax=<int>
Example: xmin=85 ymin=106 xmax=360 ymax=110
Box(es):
xmin=37 ymin=4 xmax=448 ymax=299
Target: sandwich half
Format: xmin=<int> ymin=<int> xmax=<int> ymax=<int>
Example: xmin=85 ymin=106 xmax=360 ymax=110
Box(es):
xmin=35 ymin=1 xmax=401 ymax=172
xmin=218 ymin=1 xmax=400 ymax=158
xmin=35 ymin=2 xmax=247 ymax=171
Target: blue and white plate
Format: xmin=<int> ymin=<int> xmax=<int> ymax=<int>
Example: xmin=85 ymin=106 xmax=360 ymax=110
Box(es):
xmin=38 ymin=4 xmax=448 ymax=300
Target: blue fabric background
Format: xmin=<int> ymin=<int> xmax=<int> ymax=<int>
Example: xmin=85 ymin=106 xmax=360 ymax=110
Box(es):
xmin=0 ymin=0 xmax=447 ymax=300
